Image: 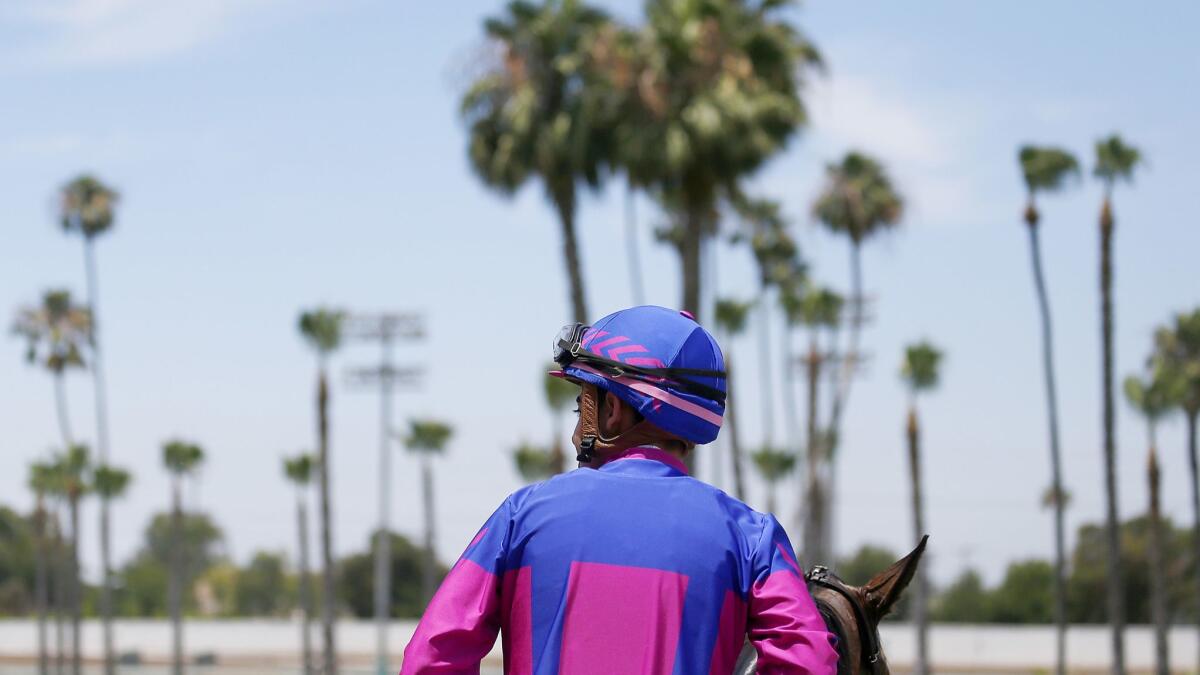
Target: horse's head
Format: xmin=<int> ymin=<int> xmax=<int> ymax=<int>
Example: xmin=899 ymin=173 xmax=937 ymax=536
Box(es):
xmin=808 ymin=536 xmax=927 ymax=675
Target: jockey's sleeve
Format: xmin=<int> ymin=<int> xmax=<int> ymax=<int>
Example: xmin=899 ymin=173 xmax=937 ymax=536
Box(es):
xmin=747 ymin=515 xmax=840 ymax=675
xmin=399 ymin=496 xmax=513 ymax=674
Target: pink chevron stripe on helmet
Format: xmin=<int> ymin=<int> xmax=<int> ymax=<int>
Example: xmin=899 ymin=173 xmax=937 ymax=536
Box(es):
xmin=589 ymin=335 xmax=628 ymax=352
xmin=606 ymin=344 xmax=649 ymax=360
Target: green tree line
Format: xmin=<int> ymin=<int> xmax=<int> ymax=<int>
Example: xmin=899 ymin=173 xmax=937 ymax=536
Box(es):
xmin=0 ymin=505 xmax=444 ymax=620
xmin=836 ymin=514 xmax=1198 ymax=626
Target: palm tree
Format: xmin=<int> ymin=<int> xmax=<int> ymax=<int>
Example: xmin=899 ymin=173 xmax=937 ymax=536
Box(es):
xmin=1123 ymin=371 xmax=1179 ymax=675
xmin=714 ymin=298 xmax=754 ymax=499
xmin=617 ymin=0 xmax=821 ymax=319
xmin=90 ymin=463 xmax=130 ymax=673
xmin=1093 ymin=134 xmax=1142 ymax=672
xmin=461 ymin=0 xmax=616 ymax=323
xmin=901 ymin=341 xmax=942 ymax=675
xmin=1018 ymin=144 xmax=1079 ymax=675
xmin=813 ymin=151 xmax=902 ymax=424
xmin=733 ymin=195 xmax=803 ymax=451
xmin=163 ymin=440 xmax=205 ymax=675
xmin=58 ymin=174 xmax=121 ymax=675
xmin=544 ymin=363 xmax=577 ymax=473
xmin=1153 ymin=307 xmax=1200 ymax=669
xmin=28 ymin=461 xmax=56 ymax=675
xmin=41 ymin=460 xmax=69 ymax=674
xmin=786 ymin=285 xmax=843 ymax=565
xmin=404 ymin=419 xmax=454 ymax=606
xmin=51 ymin=444 xmax=89 ymax=675
xmin=12 ymin=289 xmax=92 ymax=448
xmin=283 ymin=454 xmax=316 ymax=675
xmin=812 ymin=151 xmax=903 ymax=564
xmin=298 ymin=307 xmax=345 ymax=675
xmin=751 ymin=446 xmax=795 ymax=515
xmin=513 ymin=441 xmax=557 ymax=483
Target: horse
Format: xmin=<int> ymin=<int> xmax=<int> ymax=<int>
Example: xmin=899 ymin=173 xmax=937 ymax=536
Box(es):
xmin=733 ymin=536 xmax=928 ymax=675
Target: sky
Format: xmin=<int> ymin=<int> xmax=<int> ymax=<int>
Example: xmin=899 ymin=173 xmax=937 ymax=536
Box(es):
xmin=2 ymin=0 xmax=1199 ymax=590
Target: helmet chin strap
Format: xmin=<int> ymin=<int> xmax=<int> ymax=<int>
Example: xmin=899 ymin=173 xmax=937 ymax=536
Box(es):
xmin=574 ymin=384 xmax=687 ymax=466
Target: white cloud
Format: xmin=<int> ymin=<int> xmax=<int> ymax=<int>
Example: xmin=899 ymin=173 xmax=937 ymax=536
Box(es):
xmin=2 ymin=0 xmax=283 ymax=67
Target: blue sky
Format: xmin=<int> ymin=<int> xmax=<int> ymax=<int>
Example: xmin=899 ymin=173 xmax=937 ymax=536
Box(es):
xmin=2 ymin=0 xmax=1199 ymax=589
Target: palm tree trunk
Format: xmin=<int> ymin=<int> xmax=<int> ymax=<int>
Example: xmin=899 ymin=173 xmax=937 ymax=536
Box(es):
xmin=34 ymin=495 xmax=49 ymax=675
xmin=766 ymin=482 xmax=777 ymax=516
xmin=1099 ymin=196 xmax=1126 ymax=675
xmin=757 ymin=286 xmax=775 ymax=447
xmin=53 ymin=374 xmax=74 ymax=447
xmin=552 ymin=189 xmax=589 ymax=324
xmin=1185 ymin=409 xmax=1200 ymax=671
xmin=821 ymin=242 xmax=864 ymax=564
xmin=725 ymin=356 xmax=747 ymax=500
xmin=625 ymin=182 xmax=645 ymax=306
xmin=420 ymin=454 xmax=437 ymax=606
xmin=781 ymin=321 xmax=801 ymax=463
xmin=53 ymin=508 xmax=66 ymax=675
xmin=297 ymin=493 xmax=314 ymax=675
xmin=907 ymin=405 xmax=929 ymax=675
xmin=68 ymin=495 xmax=81 ymax=675
xmin=681 ymin=204 xmax=704 ymax=322
xmin=169 ymin=478 xmax=184 ymax=675
xmin=1026 ymin=212 xmax=1068 ymax=675
xmin=1146 ymin=442 xmax=1169 ymax=675
xmin=83 ymin=236 xmax=117 ymax=675
xmin=803 ymin=337 xmax=826 ymax=564
xmin=316 ymin=367 xmax=338 ymax=675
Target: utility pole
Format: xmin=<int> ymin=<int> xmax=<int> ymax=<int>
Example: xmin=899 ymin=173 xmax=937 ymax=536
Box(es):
xmin=345 ymin=313 xmax=424 ymax=675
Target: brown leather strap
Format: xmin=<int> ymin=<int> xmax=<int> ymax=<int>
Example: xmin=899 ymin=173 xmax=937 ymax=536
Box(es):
xmin=574 ymin=384 xmax=689 ymax=467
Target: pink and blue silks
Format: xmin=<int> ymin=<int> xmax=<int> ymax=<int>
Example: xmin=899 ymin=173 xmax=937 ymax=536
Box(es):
xmin=401 ymin=446 xmax=838 ymax=674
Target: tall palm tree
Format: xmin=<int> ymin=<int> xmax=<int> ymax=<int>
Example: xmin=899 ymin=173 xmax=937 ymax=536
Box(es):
xmin=51 ymin=444 xmax=89 ymax=675
xmin=1123 ymin=371 xmax=1179 ymax=675
xmin=513 ymin=441 xmax=557 ymax=483
xmin=901 ymin=340 xmax=942 ymax=675
xmin=163 ymin=440 xmax=204 ymax=675
xmin=59 ymin=174 xmax=121 ymax=675
xmin=1018 ymin=144 xmax=1079 ymax=675
xmin=461 ymin=0 xmax=616 ymax=323
xmin=617 ymin=0 xmax=821 ymax=319
xmin=90 ymin=462 xmax=130 ymax=671
xmin=283 ymin=454 xmax=316 ymax=675
xmin=404 ymin=419 xmax=454 ymax=605
xmin=544 ymin=363 xmax=577 ymax=473
xmin=298 ymin=307 xmax=345 ymax=675
xmin=1093 ymin=134 xmax=1142 ymax=673
xmin=1153 ymin=307 xmax=1200 ymax=669
xmin=28 ymin=462 xmax=56 ymax=675
xmin=41 ymin=460 xmax=69 ymax=674
xmin=714 ymin=298 xmax=754 ymax=500
xmin=750 ymin=446 xmax=795 ymax=515
xmin=813 ymin=151 xmax=902 ymax=423
xmin=12 ymin=289 xmax=92 ymax=448
xmin=733 ymin=195 xmax=803 ymax=450
xmin=786 ymin=285 xmax=843 ymax=564
xmin=812 ymin=151 xmax=903 ymax=563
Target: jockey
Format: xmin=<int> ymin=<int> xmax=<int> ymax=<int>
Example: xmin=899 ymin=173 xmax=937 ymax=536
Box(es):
xmin=400 ymin=305 xmax=837 ymax=674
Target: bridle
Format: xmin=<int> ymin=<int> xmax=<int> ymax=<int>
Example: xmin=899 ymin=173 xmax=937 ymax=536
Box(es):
xmin=806 ymin=566 xmax=886 ymax=675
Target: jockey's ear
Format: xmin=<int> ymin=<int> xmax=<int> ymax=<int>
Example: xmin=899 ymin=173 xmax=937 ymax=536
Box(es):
xmin=862 ymin=535 xmax=928 ymax=626
xmin=601 ymin=389 xmax=640 ymax=437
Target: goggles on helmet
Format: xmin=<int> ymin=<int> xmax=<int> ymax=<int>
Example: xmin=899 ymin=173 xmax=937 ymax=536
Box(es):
xmin=552 ymin=322 xmax=727 ymax=403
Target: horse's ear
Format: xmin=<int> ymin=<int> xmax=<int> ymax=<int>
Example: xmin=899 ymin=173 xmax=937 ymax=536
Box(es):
xmin=862 ymin=535 xmax=927 ymax=625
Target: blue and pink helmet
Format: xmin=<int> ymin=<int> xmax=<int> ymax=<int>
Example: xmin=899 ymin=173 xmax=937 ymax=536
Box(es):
xmin=552 ymin=305 xmax=727 ymax=445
